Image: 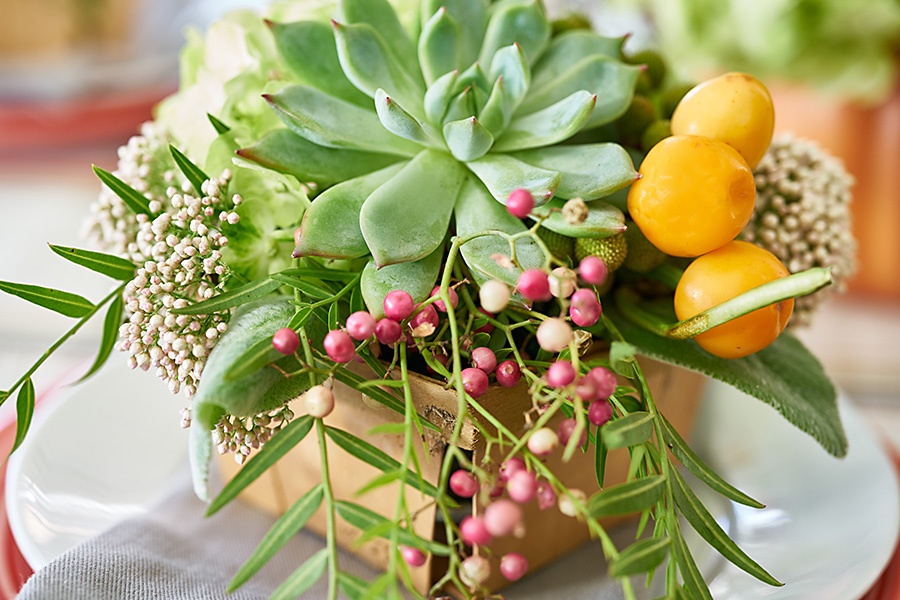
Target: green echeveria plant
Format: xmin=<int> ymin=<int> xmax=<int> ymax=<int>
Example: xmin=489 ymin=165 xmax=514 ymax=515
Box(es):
xmin=0 ymin=1 xmax=854 ymax=600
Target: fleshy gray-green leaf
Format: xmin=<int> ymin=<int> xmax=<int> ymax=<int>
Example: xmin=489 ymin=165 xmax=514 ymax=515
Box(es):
xmin=493 ymin=90 xmax=596 ymax=151
xmin=602 ymin=411 xmax=654 ymax=449
xmin=171 ymin=277 xmax=282 ymax=315
xmin=49 ymin=245 xmax=136 ymax=281
xmin=443 ymin=117 xmax=494 ymax=161
xmin=266 ymin=85 xmax=420 ymax=156
xmin=529 ymin=197 xmax=625 ymax=239
xmin=606 ymin=305 xmax=846 ymax=457
xmin=478 ymin=0 xmax=550 ymax=67
xmin=588 ymin=475 xmax=666 ymax=518
xmin=0 ymin=281 xmax=93 ymax=318
xmin=488 ymin=43 xmax=530 ymax=109
xmin=424 ymin=69 xmax=459 ymax=126
xmin=465 ymin=153 xmax=560 ymax=205
xmin=531 ymin=29 xmax=626 ymax=90
xmin=512 ymin=143 xmax=637 ymax=200
xmin=478 ymin=75 xmax=513 ymax=136
xmin=360 ymin=246 xmax=443 ymax=319
xmin=454 ymin=177 xmax=543 ymax=287
xmin=418 ymin=7 xmax=461 ymax=84
xmin=269 ymin=20 xmax=371 ymax=108
xmin=237 ymin=129 xmax=400 ymax=188
xmin=608 ymin=537 xmax=670 ymax=578
xmin=374 ymin=89 xmax=432 ymax=145
xmin=337 ymin=0 xmax=420 ymax=82
xmin=421 ymin=0 xmax=487 ymax=68
xmin=269 ymin=548 xmax=328 ymax=600
xmin=454 ymin=62 xmax=491 ymax=97
xmin=293 ymin=163 xmax=405 ymax=260
xmin=443 ymin=86 xmax=477 ymax=125
xmin=79 ymin=294 xmax=124 ymax=383
xmin=360 ymin=149 xmax=465 ymax=266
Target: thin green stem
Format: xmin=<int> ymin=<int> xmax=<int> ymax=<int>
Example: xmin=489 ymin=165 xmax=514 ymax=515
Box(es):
xmin=316 ymin=419 xmax=339 ymax=600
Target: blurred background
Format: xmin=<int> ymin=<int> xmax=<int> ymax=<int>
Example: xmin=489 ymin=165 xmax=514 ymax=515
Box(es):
xmin=0 ymin=0 xmax=898 ymax=425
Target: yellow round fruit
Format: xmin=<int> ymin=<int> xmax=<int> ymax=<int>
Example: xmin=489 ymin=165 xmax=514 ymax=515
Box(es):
xmin=674 ymin=241 xmax=794 ymax=359
xmin=626 ymin=135 xmax=756 ymax=257
xmin=671 ymin=72 xmax=775 ymax=169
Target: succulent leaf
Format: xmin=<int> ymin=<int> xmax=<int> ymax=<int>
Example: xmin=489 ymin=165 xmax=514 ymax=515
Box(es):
xmin=519 ymin=56 xmax=641 ymax=129
xmin=443 ymin=86 xmax=478 ymax=125
xmin=478 ymin=76 xmax=513 ymax=136
xmin=337 ymin=0 xmax=420 ymax=81
xmin=531 ymin=30 xmax=626 ymax=90
xmin=332 ymin=21 xmax=425 ymax=117
xmin=424 ymin=70 xmax=460 ymax=125
xmin=488 ymin=44 xmax=531 ymax=109
xmin=418 ymin=8 xmax=462 ymax=85
xmin=454 ymin=62 xmax=492 ymax=96
xmin=444 ymin=117 xmax=494 ymax=161
xmin=266 ymin=85 xmax=421 ymax=155
xmin=493 ymin=90 xmax=596 ymax=151
xmin=374 ymin=89 xmax=435 ymax=145
xmin=530 ymin=198 xmax=626 ymax=238
xmin=478 ymin=0 xmax=550 ymax=67
xmin=360 ymin=150 xmax=466 ymax=266
xmin=237 ymin=129 xmax=401 ymax=187
xmin=455 ymin=177 xmax=543 ymax=286
xmin=269 ymin=20 xmax=371 ymax=109
xmin=421 ymin=0 xmax=487 ymax=68
xmin=361 ymin=246 xmax=444 ymax=318
xmin=294 ymin=163 xmax=406 ymax=259
xmin=465 ymin=153 xmax=560 ymax=205
xmin=510 ymin=143 xmax=637 ymax=200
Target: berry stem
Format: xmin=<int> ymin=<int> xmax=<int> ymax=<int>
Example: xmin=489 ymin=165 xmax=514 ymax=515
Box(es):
xmin=315 ymin=418 xmax=339 ymax=600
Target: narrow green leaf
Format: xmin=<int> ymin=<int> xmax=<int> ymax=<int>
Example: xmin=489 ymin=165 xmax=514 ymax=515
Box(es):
xmin=338 ymin=571 xmax=370 ymax=600
xmin=224 ymin=335 xmax=284 ymax=382
xmin=270 ymin=274 xmax=333 ymax=301
xmin=671 ymin=519 xmax=714 ymax=600
xmin=418 ymin=7 xmax=461 ymax=84
xmin=595 ymin=427 xmax=608 ymax=488
xmin=671 ymin=469 xmax=782 ymax=586
xmin=332 ymin=367 xmax=441 ymax=434
xmin=609 ymin=537 xmax=671 ymax=577
xmin=493 ymin=90 xmax=596 ymax=151
xmin=374 ymin=89 xmax=432 ymax=145
xmin=588 ymin=475 xmax=665 ymax=517
xmin=287 ymin=306 xmax=314 ymax=331
xmin=531 ymin=30 xmax=625 ymax=90
xmin=171 ymin=277 xmax=282 ymax=315
xmin=79 ymin=294 xmax=124 ymax=383
xmin=424 ymin=69 xmax=459 ymax=126
xmin=326 ymin=427 xmax=439 ymax=497
xmin=92 ymin=165 xmax=152 ymax=215
xmin=366 ymin=422 xmax=408 ymax=436
xmin=513 ymin=143 xmax=637 ymax=201
xmin=658 ymin=413 xmax=763 ymax=508
xmin=349 ymin=285 xmax=365 ymax=314
xmin=602 ymin=411 xmax=654 ymax=449
xmin=169 ymin=145 xmax=209 ymax=193
xmin=207 ymin=113 xmax=230 ymax=134
xmin=465 ymin=153 xmax=560 ymax=206
xmin=354 ymin=470 xmax=404 ymax=497
xmin=228 ymin=485 xmax=324 ymax=591
xmin=269 ymin=548 xmax=328 ymax=600
xmin=360 ymin=149 xmax=465 ymax=267
xmin=278 ymin=268 xmax=359 ymax=282
xmin=335 ymin=501 xmax=450 ymax=555
xmin=443 ymin=117 xmax=493 ymax=161
xmin=478 ymin=0 xmax=550 ymax=66
xmin=10 ymin=379 xmax=35 ymax=456
xmin=421 ymin=0 xmax=486 ymax=67
xmin=206 ymin=415 xmax=314 ymax=516
xmin=0 ymin=281 xmax=93 ymax=318
xmin=327 ymin=302 xmax=339 ymax=332
xmin=49 ymin=245 xmax=136 ymax=281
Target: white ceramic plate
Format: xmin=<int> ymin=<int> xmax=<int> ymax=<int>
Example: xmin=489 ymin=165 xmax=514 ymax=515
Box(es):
xmin=7 ymin=366 xmax=899 ymax=598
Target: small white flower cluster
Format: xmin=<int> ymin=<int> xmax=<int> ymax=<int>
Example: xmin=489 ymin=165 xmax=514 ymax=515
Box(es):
xmin=117 ymin=171 xmax=242 ymax=397
xmin=84 ymin=122 xmax=183 ymax=259
xmin=743 ymin=134 xmax=857 ymax=326
xmin=212 ymin=405 xmax=295 ymax=464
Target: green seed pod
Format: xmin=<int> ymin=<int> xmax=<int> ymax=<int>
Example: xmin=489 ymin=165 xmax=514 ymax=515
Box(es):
xmin=574 ymin=233 xmax=628 ymax=271
xmin=661 ymin=82 xmax=696 ymax=119
xmin=537 ymin=226 xmax=574 ymax=261
xmin=640 ymin=119 xmax=671 ymax=152
xmin=615 ymin=95 xmax=656 ymax=148
xmin=626 ymin=49 xmax=667 ymax=91
xmin=623 ymin=221 xmax=666 ymax=272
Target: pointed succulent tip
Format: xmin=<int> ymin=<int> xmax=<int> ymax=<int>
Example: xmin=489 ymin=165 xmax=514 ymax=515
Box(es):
xmin=263 ymin=18 xmax=276 ymax=29
xmin=234 ymin=148 xmax=248 ymax=158
xmin=634 ymin=172 xmax=643 ymax=181
xmin=331 ymin=19 xmax=343 ymax=29
xmin=291 ymin=244 xmax=305 ymax=259
xmin=638 ymin=64 xmax=648 ymax=73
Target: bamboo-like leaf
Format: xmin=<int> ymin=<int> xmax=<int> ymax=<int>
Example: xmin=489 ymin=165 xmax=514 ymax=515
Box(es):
xmin=237 ymin=129 xmax=400 ymax=188
xmin=49 ymin=245 xmax=136 ymax=281
xmin=424 ymin=70 xmax=459 ymax=126
xmin=79 ymin=294 xmax=124 ymax=383
xmin=360 ymin=247 xmax=442 ymax=320
xmin=92 ymin=166 xmax=153 ymax=215
xmin=206 ymin=415 xmax=315 ymax=516
xmin=671 ymin=468 xmax=782 ymax=586
xmin=338 ymin=0 xmax=419 ymax=80
xmin=466 ymin=153 xmax=560 ymax=206
xmin=169 ymin=145 xmax=209 ymax=193
xmin=658 ymin=413 xmax=764 ymax=508
xmin=10 ymin=379 xmax=35 ymax=456
xmin=421 ymin=0 xmax=487 ymax=67
xmin=443 ymin=117 xmax=493 ymax=161
xmin=588 ymin=475 xmax=665 ymax=517
xmin=488 ymin=43 xmax=530 ymax=109
xmin=332 ymin=366 xmax=441 ymax=433
xmin=478 ymin=0 xmax=550 ymax=66
xmin=595 ymin=428 xmax=608 ymax=488
xmin=512 ymin=143 xmax=637 ymax=201
xmin=602 ymin=411 xmax=654 ymax=449
xmin=269 ymin=548 xmax=328 ymax=600
xmin=293 ymin=163 xmax=405 ymax=260
xmin=418 ymin=7 xmax=461 ymax=84
xmin=360 ymin=150 xmax=465 ymax=267
xmin=350 ymin=285 xmax=365 ymax=314
xmin=327 ymin=302 xmax=339 ymax=331
xmin=228 ymin=485 xmax=324 ymax=591
xmin=0 ymin=281 xmax=93 ymax=318
xmin=335 ymin=501 xmax=450 ymax=555
xmin=529 ymin=197 xmax=625 ymax=239
xmin=207 ymin=113 xmax=230 ymax=134
xmin=338 ymin=571 xmax=369 ymax=600
xmin=609 ymin=537 xmax=671 ymax=577
xmin=326 ymin=427 xmax=439 ymax=497
xmin=531 ymin=30 xmax=626 ymax=90
xmin=493 ymin=90 xmax=596 ymax=151
xmin=671 ymin=519 xmax=714 ymax=600
xmin=170 ymin=277 xmax=282 ymax=315
xmin=278 ymin=267 xmax=359 ymax=282
xmin=270 ymin=274 xmax=334 ymax=301
xmin=374 ymin=89 xmax=431 ymax=145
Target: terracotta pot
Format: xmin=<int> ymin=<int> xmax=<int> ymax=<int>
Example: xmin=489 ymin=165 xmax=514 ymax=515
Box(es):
xmin=217 ymin=357 xmax=705 ymax=596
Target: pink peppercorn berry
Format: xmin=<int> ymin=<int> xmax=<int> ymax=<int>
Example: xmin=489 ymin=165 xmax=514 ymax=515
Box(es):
xmin=517 ymin=268 xmax=552 ymax=302
xmin=345 ymin=311 xmax=376 ymax=341
xmin=383 ymin=290 xmax=415 ymax=321
xmin=575 ymin=375 xmax=600 ymax=402
xmin=569 ymin=288 xmax=602 ymax=328
xmin=557 ymin=418 xmax=587 ymax=447
xmin=484 ymin=499 xmax=523 ymax=538
xmin=506 ymin=188 xmax=535 ymax=218
xmin=449 ymin=470 xmax=479 ymax=498
xmin=499 ymin=456 xmax=526 ymax=482
xmin=536 ymin=481 xmax=557 ymax=510
xmin=588 ymin=399 xmax=614 ymax=427
xmin=430 ymin=286 xmax=458 ymax=313
xmin=460 ymin=516 xmax=492 ymax=546
xmin=473 ymin=308 xmax=494 ymax=333
xmin=375 ymin=318 xmax=402 ymax=345
xmin=409 ymin=303 xmax=439 ymax=338
xmin=527 ymin=427 xmax=558 ymax=457
xmin=506 ymin=469 xmax=538 ymax=503
xmin=461 ymin=367 xmax=489 ymax=398
xmin=546 ymin=360 xmax=576 ymax=388
xmin=495 ymin=360 xmax=521 ymax=387
xmin=471 ymin=347 xmax=497 ymax=374
xmin=579 ymin=255 xmax=609 ymax=286
xmin=324 ymin=330 xmax=355 ymax=363
xmin=400 ymin=545 xmax=427 ymax=568
xmin=587 ymin=366 xmax=617 ymax=400
xmin=272 ymin=327 xmax=299 ymax=355
xmin=500 ymin=553 xmax=529 ymax=582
